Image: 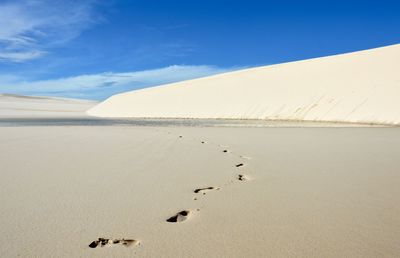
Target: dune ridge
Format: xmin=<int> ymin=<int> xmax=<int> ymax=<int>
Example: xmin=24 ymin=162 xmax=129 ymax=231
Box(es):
xmin=88 ymin=44 xmax=400 ymax=125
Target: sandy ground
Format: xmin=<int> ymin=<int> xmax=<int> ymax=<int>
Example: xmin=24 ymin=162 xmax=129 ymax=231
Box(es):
xmin=1 ymin=124 xmax=399 ymax=257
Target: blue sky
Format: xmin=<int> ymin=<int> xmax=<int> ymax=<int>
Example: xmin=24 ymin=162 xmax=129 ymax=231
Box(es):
xmin=0 ymin=0 xmax=399 ymax=100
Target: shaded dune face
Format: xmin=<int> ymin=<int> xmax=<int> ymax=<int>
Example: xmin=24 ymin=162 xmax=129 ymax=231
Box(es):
xmin=87 ymin=44 xmax=400 ymax=125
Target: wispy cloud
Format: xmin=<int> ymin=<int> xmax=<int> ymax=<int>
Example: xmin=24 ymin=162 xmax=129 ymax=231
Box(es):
xmin=0 ymin=65 xmax=238 ymax=99
xmin=0 ymin=50 xmax=46 ymax=62
xmin=0 ymin=0 xmax=99 ymax=62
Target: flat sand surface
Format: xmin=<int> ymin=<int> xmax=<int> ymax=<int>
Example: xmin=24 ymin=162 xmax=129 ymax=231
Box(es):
xmin=1 ymin=123 xmax=399 ymax=257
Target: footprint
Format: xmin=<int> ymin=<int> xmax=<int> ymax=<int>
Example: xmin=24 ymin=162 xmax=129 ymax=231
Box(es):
xmin=179 ymin=136 xmax=183 ymax=138
xmin=166 ymin=210 xmax=191 ymax=223
xmin=194 ymin=187 xmax=220 ymax=195
xmin=237 ymin=174 xmax=249 ymax=181
xmin=89 ymin=238 xmax=140 ymax=248
xmin=239 ymin=155 xmax=252 ymax=160
xmin=235 ymin=163 xmax=244 ymax=168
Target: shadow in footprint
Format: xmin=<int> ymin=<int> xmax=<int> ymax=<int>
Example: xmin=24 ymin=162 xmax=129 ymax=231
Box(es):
xmin=166 ymin=210 xmax=191 ymax=223
xmin=235 ymin=163 xmax=244 ymax=167
xmin=89 ymin=238 xmax=139 ymax=248
xmin=194 ymin=187 xmax=220 ymax=195
xmin=237 ymin=174 xmax=249 ymax=181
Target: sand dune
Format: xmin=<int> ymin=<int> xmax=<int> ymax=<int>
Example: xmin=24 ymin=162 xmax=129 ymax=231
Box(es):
xmin=88 ymin=44 xmax=400 ymax=125
xmin=0 ymin=93 xmax=96 ymax=118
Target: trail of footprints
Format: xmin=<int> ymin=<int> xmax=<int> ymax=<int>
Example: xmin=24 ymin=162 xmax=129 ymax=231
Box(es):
xmin=89 ymin=133 xmax=253 ymax=248
xmin=167 ymin=135 xmax=252 ymax=223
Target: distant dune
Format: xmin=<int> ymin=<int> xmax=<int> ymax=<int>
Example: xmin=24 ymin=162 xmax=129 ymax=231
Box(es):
xmin=88 ymin=44 xmax=400 ymax=125
xmin=0 ymin=94 xmax=96 ymax=118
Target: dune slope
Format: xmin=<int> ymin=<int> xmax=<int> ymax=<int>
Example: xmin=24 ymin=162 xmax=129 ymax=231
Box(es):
xmin=0 ymin=94 xmax=96 ymax=118
xmin=88 ymin=44 xmax=400 ymax=125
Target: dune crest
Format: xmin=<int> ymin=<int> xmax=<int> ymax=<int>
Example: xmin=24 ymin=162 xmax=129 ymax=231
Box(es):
xmin=88 ymin=44 xmax=400 ymax=125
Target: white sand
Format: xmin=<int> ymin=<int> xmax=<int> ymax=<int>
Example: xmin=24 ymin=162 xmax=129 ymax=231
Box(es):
xmin=88 ymin=44 xmax=400 ymax=125
xmin=0 ymin=93 xmax=96 ymax=118
xmin=1 ymin=125 xmax=399 ymax=257
xmin=1 ymin=45 xmax=400 ymax=257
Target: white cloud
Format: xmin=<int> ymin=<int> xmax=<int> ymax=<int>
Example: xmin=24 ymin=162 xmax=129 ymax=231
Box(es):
xmin=0 ymin=0 xmax=98 ymax=62
xmin=0 ymin=65 xmax=237 ymax=99
xmin=0 ymin=50 xmax=46 ymax=62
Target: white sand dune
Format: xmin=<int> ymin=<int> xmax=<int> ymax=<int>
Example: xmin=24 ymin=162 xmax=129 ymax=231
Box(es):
xmin=0 ymin=93 xmax=96 ymax=118
xmin=88 ymin=44 xmax=400 ymax=125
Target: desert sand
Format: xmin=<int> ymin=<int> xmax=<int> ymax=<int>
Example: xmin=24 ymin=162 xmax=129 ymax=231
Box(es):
xmin=88 ymin=44 xmax=400 ymax=125
xmin=1 ymin=122 xmax=400 ymax=257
